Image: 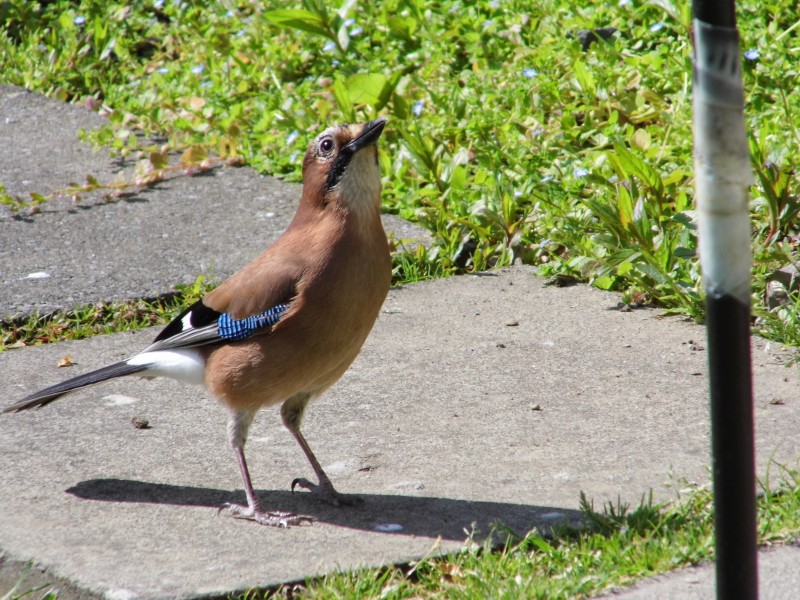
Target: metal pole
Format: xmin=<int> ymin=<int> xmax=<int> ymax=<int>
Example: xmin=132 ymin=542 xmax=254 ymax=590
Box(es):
xmin=692 ymin=1 xmax=758 ymax=598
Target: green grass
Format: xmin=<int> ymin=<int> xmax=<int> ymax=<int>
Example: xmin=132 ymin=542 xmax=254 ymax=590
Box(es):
xmin=0 ymin=274 xmax=214 ymax=350
xmin=1 ymin=576 xmax=57 ymax=600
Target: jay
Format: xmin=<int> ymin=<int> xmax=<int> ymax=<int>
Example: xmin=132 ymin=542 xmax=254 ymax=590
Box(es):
xmin=3 ymin=118 xmax=392 ymax=527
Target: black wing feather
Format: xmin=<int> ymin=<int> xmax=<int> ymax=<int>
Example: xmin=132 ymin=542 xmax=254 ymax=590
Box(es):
xmin=152 ymin=299 xmax=221 ymax=344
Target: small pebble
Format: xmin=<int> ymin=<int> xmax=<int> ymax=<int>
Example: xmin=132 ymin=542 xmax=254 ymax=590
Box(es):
xmin=131 ymin=417 xmax=151 ymax=429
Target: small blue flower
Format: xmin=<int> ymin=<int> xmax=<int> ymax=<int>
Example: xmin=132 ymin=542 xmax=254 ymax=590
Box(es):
xmin=285 ymin=130 xmax=299 ymax=146
xmin=289 ymin=150 xmax=300 ymax=163
xmin=573 ymin=167 xmax=589 ymax=178
xmin=226 ymin=10 xmax=235 ymax=18
xmin=323 ymin=40 xmax=337 ymax=53
xmin=618 ymin=0 xmax=631 ymax=6
xmin=343 ymin=18 xmax=356 ymax=27
xmin=332 ymin=59 xmax=341 ymax=67
xmin=191 ymin=64 xmax=205 ymax=75
xmin=157 ymin=67 xmax=170 ymax=74
xmin=744 ymin=49 xmax=760 ymax=61
xmin=73 ymin=15 xmax=86 ymax=26
xmin=650 ymin=22 xmax=664 ymax=32
xmin=540 ymin=175 xmax=554 ymax=183
xmin=153 ymin=0 xmax=164 ymax=8
xmin=235 ymin=29 xmax=247 ymax=38
xmin=481 ymin=19 xmax=495 ymax=29
xmin=522 ymin=68 xmax=538 ymax=79
xmin=350 ymin=25 xmax=364 ymax=36
xmin=412 ymin=100 xmax=425 ymax=117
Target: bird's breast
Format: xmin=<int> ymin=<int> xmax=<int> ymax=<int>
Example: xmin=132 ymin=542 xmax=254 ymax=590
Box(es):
xmin=204 ymin=217 xmax=390 ymax=411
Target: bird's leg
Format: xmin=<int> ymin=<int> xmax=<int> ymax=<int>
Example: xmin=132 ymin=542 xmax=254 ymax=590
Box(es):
xmin=222 ymin=409 xmax=314 ymax=527
xmin=282 ymin=395 xmax=364 ymax=507
xmin=288 ymin=426 xmax=364 ymax=507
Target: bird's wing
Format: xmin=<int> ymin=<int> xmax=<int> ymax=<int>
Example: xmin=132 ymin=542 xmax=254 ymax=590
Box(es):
xmin=141 ymin=299 xmax=290 ymax=353
xmin=143 ymin=253 xmax=302 ymax=354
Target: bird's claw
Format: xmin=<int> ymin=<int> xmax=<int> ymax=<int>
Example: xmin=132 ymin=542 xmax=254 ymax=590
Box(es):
xmin=220 ymin=502 xmax=314 ymax=527
xmin=291 ymin=477 xmax=364 ymax=507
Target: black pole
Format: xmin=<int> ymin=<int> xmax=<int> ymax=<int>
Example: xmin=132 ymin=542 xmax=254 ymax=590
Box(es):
xmin=705 ymin=297 xmax=758 ymax=600
xmin=691 ymin=1 xmax=759 ymax=599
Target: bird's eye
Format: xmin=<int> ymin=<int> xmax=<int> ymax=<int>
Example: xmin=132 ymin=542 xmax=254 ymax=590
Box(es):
xmin=319 ymin=137 xmax=335 ymax=155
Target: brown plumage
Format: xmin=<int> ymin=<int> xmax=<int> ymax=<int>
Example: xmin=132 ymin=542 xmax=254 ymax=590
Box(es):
xmin=3 ymin=118 xmax=392 ymax=527
xmin=203 ymin=122 xmax=390 ymax=410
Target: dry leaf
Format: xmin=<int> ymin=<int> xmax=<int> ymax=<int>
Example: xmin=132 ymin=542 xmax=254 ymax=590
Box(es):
xmin=58 ymin=355 xmax=75 ymax=368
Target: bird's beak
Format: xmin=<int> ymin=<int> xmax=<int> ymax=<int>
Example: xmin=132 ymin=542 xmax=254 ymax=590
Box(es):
xmin=344 ymin=117 xmax=387 ymax=154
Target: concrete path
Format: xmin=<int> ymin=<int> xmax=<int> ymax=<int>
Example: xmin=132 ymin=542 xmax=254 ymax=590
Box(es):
xmin=1 ymin=85 xmax=799 ymax=599
xmin=2 ymin=269 xmax=799 ymax=599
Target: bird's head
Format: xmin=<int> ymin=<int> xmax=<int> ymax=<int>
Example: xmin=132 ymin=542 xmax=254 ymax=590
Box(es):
xmin=301 ymin=118 xmax=387 ymax=215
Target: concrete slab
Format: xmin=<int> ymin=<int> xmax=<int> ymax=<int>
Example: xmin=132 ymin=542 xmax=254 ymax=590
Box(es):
xmin=0 ymin=84 xmax=430 ymax=319
xmin=0 ymin=85 xmax=115 ymax=200
xmin=599 ymin=544 xmax=800 ymax=599
xmin=1 ymin=267 xmax=799 ymax=599
xmin=1 ymin=165 xmax=300 ymax=318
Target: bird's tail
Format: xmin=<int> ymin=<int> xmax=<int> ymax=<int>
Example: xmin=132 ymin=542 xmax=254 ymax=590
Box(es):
xmin=3 ymin=361 xmax=149 ymax=413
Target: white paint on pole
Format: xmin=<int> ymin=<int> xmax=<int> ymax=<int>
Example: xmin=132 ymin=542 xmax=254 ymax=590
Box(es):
xmin=693 ymin=19 xmax=752 ymax=304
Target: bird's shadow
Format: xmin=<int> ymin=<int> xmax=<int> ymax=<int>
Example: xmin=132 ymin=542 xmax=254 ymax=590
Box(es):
xmin=67 ymin=478 xmax=582 ymax=541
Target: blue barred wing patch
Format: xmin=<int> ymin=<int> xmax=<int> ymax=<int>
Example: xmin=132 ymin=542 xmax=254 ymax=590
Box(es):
xmin=217 ymin=304 xmax=289 ymax=341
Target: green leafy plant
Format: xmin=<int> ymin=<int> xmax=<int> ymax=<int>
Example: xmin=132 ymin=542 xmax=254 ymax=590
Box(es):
xmin=750 ymin=131 xmax=800 ymax=245
xmin=265 ymin=0 xmax=360 ymax=55
xmin=3 ymin=0 xmax=800 ymax=346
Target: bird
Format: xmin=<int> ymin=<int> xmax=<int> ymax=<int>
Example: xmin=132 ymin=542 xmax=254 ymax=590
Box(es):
xmin=3 ymin=117 xmax=392 ymax=527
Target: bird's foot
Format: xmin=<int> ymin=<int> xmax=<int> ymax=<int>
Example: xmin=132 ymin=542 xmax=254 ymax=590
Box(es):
xmin=220 ymin=503 xmax=314 ymax=527
xmin=291 ymin=477 xmax=364 ymax=507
